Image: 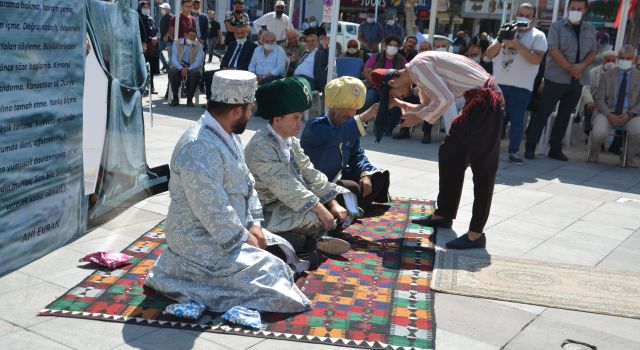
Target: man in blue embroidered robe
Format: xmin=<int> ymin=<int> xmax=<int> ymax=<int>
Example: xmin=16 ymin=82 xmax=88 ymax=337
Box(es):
xmin=301 ymin=77 xmax=390 ymax=213
xmin=145 ymin=71 xmax=310 ymax=313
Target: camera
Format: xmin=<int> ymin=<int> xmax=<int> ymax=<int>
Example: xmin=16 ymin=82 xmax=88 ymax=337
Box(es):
xmin=497 ymin=19 xmax=529 ymax=42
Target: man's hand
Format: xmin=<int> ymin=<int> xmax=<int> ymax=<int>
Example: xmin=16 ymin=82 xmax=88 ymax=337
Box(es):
xmin=249 ymin=225 xmax=266 ymax=249
xmin=150 ymin=37 xmax=158 ymax=45
xmin=312 ymin=203 xmax=336 ymax=230
xmin=502 ymin=38 xmax=519 ymax=50
xmin=360 ymin=103 xmax=379 ymax=123
xmin=359 ymin=176 xmax=372 ymax=198
xmin=619 ymin=114 xmax=631 ymax=126
xmin=327 ymin=200 xmax=347 ymax=223
xmin=608 ymin=113 xmax=622 ymax=127
xmin=142 ymin=42 xmax=148 ymax=53
xmin=181 ymin=68 xmax=188 ymax=79
xmin=585 ymin=101 xmax=596 ymax=112
xmin=246 ymin=233 xmax=260 ymax=248
xmin=401 ymin=114 xmax=422 ymax=128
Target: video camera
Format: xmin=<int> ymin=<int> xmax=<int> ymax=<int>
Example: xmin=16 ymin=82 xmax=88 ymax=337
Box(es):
xmin=497 ymin=19 xmax=529 ymax=42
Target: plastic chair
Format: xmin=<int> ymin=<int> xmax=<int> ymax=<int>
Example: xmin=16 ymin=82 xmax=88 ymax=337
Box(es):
xmin=586 ymin=126 xmax=630 ymax=167
xmin=336 ymin=57 xmax=364 ymax=78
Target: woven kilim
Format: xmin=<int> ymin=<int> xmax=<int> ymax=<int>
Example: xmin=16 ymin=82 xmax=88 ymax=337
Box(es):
xmin=39 ymin=198 xmax=435 ymax=350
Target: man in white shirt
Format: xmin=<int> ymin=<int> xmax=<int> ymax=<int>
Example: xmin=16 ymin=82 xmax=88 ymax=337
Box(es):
xmin=485 ymin=3 xmax=547 ymax=165
xmin=252 ymin=0 xmax=293 ymax=43
xmin=249 ymin=31 xmax=287 ymax=84
xmin=293 ymin=33 xmax=320 ymax=90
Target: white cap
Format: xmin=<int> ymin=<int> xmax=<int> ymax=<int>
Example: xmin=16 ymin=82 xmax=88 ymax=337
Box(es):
xmin=210 ymin=71 xmax=258 ymax=104
xmin=275 ymin=0 xmax=285 ymax=7
xmin=159 ymin=3 xmax=170 ymax=9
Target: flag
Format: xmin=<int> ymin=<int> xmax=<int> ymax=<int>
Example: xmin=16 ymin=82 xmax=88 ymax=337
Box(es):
xmin=614 ymin=0 xmax=636 ymax=28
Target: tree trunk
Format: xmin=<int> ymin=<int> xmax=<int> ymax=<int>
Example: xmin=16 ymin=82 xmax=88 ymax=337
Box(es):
xmin=405 ymin=0 xmax=418 ymax=36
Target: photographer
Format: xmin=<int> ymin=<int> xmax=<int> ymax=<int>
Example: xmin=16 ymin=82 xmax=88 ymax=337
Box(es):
xmin=524 ymin=0 xmax=597 ymax=161
xmin=485 ymin=3 xmax=547 ymax=165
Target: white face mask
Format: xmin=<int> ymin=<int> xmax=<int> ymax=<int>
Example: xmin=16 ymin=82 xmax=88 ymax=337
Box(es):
xmin=470 ymin=56 xmax=481 ymax=63
xmin=386 ymin=46 xmax=398 ymax=56
xmin=263 ymin=43 xmax=274 ymax=51
xmin=141 ymin=8 xmax=151 ymax=16
xmin=347 ymin=47 xmax=358 ymax=54
xmin=386 ymin=19 xmax=395 ymax=26
xmin=161 ymin=9 xmax=169 ymax=15
xmin=618 ymin=59 xmax=633 ymax=71
xmin=515 ymin=16 xmax=530 ymax=28
xmin=568 ymin=10 xmax=583 ymax=24
xmin=367 ymin=17 xmax=374 ymax=23
xmin=435 ymin=47 xmax=448 ymax=52
xmin=185 ymin=38 xmax=195 ymax=45
xmin=310 ymin=21 xmax=317 ymax=28
xmin=603 ymin=62 xmax=616 ymax=71
xmin=236 ymin=38 xmax=247 ymax=44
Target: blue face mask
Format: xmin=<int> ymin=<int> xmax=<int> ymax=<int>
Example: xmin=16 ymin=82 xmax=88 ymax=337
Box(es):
xmin=319 ymin=39 xmax=325 ymax=46
xmin=452 ymin=46 xmax=460 ymax=54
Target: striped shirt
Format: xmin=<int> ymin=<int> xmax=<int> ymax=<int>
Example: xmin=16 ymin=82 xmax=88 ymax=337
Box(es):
xmin=406 ymin=51 xmax=489 ymax=124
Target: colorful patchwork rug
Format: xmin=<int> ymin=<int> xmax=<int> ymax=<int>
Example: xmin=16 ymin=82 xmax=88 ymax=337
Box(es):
xmin=39 ymin=198 xmax=435 ymax=350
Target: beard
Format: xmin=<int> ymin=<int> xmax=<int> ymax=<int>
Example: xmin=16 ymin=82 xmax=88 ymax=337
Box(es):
xmin=232 ymin=109 xmax=251 ymax=134
xmin=276 ymin=10 xmax=284 ymax=16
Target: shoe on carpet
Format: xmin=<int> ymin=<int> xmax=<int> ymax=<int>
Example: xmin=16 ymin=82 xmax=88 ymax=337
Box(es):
xmin=316 ymin=237 xmax=351 ymax=255
xmin=421 ymin=132 xmax=431 ymax=144
xmin=548 ymin=150 xmax=569 ymax=162
xmin=412 ymin=215 xmax=452 ymax=228
xmin=445 ymin=233 xmax=486 ymax=250
xmin=509 ymin=152 xmax=524 ymax=165
xmin=393 ymin=127 xmax=411 ymax=140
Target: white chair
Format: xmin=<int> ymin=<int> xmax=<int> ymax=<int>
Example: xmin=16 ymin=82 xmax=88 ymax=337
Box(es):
xmin=303 ymin=91 xmax=324 ymax=121
xmin=586 ymin=127 xmax=630 ymax=167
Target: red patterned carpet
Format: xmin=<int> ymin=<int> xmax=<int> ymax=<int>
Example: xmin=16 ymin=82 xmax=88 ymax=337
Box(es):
xmin=39 ymin=198 xmax=435 ymax=350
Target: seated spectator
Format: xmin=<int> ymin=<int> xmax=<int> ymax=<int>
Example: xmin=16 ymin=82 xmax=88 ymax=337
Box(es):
xmin=145 ymin=70 xmax=311 ymax=313
xmin=169 ymin=28 xmax=204 ymax=106
xmin=418 ymin=41 xmax=432 ymax=52
xmin=578 ymin=50 xmax=616 ymax=136
xmin=293 ymin=33 xmax=327 ymax=91
xmin=301 ymin=77 xmax=390 ymax=213
xmin=400 ymin=35 xmax=418 ymax=62
xmin=588 ymin=45 xmax=640 ymax=167
xmin=317 ymin=28 xmax=342 ymax=57
xmin=433 ymin=37 xmax=450 ymax=52
xmin=342 ymin=39 xmax=363 ymax=59
xmin=361 ymin=36 xmax=406 ymax=137
xmin=281 ymin=28 xmax=306 ymax=76
xmin=245 ymin=77 xmax=354 ymax=264
xmin=249 ymin=31 xmax=287 ymax=85
xmin=204 ymin=30 xmax=257 ymax=101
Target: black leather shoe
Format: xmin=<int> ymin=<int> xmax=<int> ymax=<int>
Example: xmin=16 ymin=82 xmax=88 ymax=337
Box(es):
xmin=548 ymin=150 xmax=569 ymax=161
xmin=393 ymin=127 xmax=411 ymax=140
xmin=412 ymin=215 xmax=452 ymax=228
xmin=524 ymin=151 xmax=535 ymax=160
xmin=421 ymin=132 xmax=432 ymax=144
xmin=445 ymin=233 xmax=486 ymax=250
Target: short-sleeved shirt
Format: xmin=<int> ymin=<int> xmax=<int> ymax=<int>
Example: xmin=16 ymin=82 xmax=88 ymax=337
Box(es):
xmin=208 ymin=20 xmax=221 ymax=38
xmin=169 ymin=14 xmax=197 ymax=39
xmin=252 ymin=12 xmax=292 ymax=41
xmin=545 ymin=18 xmax=597 ymax=85
xmin=224 ymin=11 xmax=250 ymax=43
xmin=492 ymin=27 xmax=548 ymax=91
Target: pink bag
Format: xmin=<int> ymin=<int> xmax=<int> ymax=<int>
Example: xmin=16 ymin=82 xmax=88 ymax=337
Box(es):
xmin=80 ymin=251 xmax=133 ymax=269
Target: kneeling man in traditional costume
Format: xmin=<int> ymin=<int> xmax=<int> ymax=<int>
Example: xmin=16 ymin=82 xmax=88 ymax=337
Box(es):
xmin=245 ymin=77 xmax=353 ymax=263
xmin=145 ymin=71 xmax=311 ymax=313
xmin=300 ymin=77 xmax=390 ymax=214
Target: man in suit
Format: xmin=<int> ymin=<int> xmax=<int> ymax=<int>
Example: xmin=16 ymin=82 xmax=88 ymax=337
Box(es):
xmin=577 ymin=50 xmax=617 ymax=135
xmin=293 ymin=32 xmax=328 ymax=92
xmin=589 ymin=45 xmax=640 ymax=167
xmin=204 ymin=30 xmax=257 ymax=101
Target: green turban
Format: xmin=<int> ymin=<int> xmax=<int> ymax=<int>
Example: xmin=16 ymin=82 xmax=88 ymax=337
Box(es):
xmin=255 ymin=77 xmax=313 ymax=119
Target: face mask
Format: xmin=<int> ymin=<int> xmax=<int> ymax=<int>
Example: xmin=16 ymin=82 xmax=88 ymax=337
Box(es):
xmin=236 ymin=38 xmax=246 ymax=44
xmin=470 ymin=56 xmax=481 ymax=63
xmin=568 ymin=10 xmax=582 ymax=24
xmin=386 ymin=46 xmax=398 ymax=56
xmin=347 ymin=47 xmax=358 ymax=54
xmin=603 ymin=62 xmax=616 ymax=71
xmin=386 ymin=19 xmax=395 ymax=26
xmin=515 ymin=17 xmax=530 ymax=29
xmin=367 ymin=17 xmax=374 ymax=23
xmin=185 ymin=39 xmax=195 ymax=45
xmin=310 ymin=21 xmax=317 ymax=27
xmin=161 ymin=9 xmax=169 ymax=15
xmin=451 ymin=46 xmax=460 ymax=54
xmin=263 ymin=43 xmax=274 ymax=50
xmin=319 ymin=39 xmax=325 ymax=46
xmin=618 ymin=59 xmax=633 ymax=71
xmin=141 ymin=8 xmax=151 ymax=16
xmin=435 ymin=47 xmax=447 ymax=52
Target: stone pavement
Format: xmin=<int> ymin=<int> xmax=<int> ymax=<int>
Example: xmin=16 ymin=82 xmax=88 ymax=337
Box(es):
xmin=2 ymin=65 xmax=640 ymax=350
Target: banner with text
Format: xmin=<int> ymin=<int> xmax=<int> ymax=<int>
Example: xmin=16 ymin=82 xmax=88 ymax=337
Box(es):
xmin=0 ymin=1 xmax=86 ymax=275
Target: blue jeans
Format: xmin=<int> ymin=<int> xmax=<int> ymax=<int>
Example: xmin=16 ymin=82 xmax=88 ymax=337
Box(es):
xmin=500 ymin=84 xmax=532 ymax=154
xmin=159 ymin=40 xmax=170 ymax=69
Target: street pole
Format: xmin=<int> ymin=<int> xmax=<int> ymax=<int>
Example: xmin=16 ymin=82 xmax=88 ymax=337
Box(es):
xmin=375 ymin=0 xmax=380 ymax=22
xmin=501 ymin=0 xmax=509 ymax=24
xmin=551 ymin=0 xmax=559 ymax=23
xmin=289 ymin=0 xmax=295 ymax=23
xmin=563 ymin=0 xmax=569 ymax=18
xmin=327 ymin=0 xmax=340 ymax=84
xmin=428 ymin=0 xmax=437 ymax=43
xmin=615 ymin=0 xmax=630 ymax=51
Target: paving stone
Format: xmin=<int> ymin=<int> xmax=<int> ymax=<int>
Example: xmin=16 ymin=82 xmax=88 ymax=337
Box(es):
xmin=19 ymin=247 xmax=87 ymax=286
xmin=0 ymin=271 xmax=44 ymax=296
xmin=188 ymin=331 xmax=265 ymax=350
xmin=0 ymin=282 xmax=65 ymax=328
xmin=529 ymin=195 xmax=602 ymax=219
xmin=565 ymin=220 xmax=634 ymax=241
xmin=435 ymin=329 xmax=500 ymax=350
xmin=0 ymin=318 xmax=19 ymax=338
xmin=0 ymin=329 xmax=72 ymax=350
xmin=523 ymin=230 xmax=621 ymax=266
xmin=434 ymin=294 xmax=538 ymax=348
xmin=506 ymin=308 xmax=640 ymax=350
xmin=29 ymin=317 xmax=156 ymax=350
xmin=111 ymin=328 xmax=230 ymax=350
xmin=249 ymin=339 xmax=347 ymax=350
xmin=101 ymin=207 xmax=166 ymax=231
